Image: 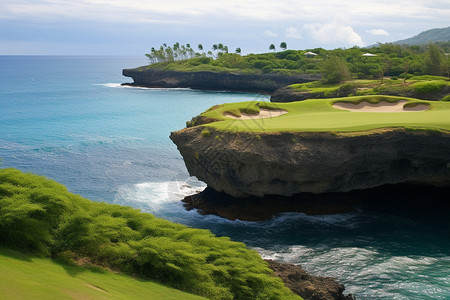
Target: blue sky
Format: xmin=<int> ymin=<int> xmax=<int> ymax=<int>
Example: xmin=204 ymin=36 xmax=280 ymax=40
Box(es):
xmin=0 ymin=0 xmax=449 ymax=55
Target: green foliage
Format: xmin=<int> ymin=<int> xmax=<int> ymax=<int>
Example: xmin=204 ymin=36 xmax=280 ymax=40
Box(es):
xmin=0 ymin=169 xmax=298 ymax=300
xmin=320 ymin=56 xmax=351 ymax=83
xmin=422 ymin=44 xmax=444 ymax=75
xmin=441 ymin=95 xmax=450 ymax=101
xmin=141 ymin=42 xmax=448 ymax=78
xmin=412 ymin=80 xmax=447 ymax=94
xmin=201 ymin=129 xmax=212 ymax=138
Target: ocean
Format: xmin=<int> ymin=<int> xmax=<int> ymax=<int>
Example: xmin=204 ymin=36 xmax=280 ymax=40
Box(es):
xmin=0 ymin=56 xmax=448 ymax=299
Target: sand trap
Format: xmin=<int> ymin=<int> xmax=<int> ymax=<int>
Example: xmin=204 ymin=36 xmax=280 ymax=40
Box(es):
xmin=224 ymin=108 xmax=288 ymax=119
xmin=333 ymin=100 xmax=429 ymax=112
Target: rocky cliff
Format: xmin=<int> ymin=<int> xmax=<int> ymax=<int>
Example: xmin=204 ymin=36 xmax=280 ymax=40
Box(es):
xmin=122 ymin=68 xmax=321 ymax=93
xmin=170 ymin=126 xmax=450 ymax=198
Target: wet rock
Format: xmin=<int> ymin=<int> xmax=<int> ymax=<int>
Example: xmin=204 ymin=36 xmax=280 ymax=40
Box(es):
xmin=266 ymin=260 xmax=355 ymax=300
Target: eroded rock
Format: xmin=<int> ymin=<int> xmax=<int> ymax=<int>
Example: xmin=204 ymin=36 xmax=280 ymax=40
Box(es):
xmin=170 ymin=127 xmax=450 ymax=198
xmin=266 ymin=260 xmax=355 ymax=300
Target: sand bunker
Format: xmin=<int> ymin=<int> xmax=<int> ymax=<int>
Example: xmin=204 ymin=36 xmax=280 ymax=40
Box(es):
xmin=333 ymin=100 xmax=429 ymax=112
xmin=224 ymin=108 xmax=288 ymax=119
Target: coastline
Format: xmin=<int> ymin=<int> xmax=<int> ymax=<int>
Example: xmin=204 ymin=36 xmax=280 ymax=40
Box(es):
xmin=122 ymin=68 xmax=321 ymax=93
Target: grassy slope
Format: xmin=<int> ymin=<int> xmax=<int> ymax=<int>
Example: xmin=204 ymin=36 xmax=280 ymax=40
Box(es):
xmin=198 ymin=95 xmax=450 ymax=133
xmin=0 ymin=169 xmax=299 ymax=300
xmin=289 ymin=77 xmax=450 ymax=98
xmin=0 ymin=247 xmax=205 ymax=300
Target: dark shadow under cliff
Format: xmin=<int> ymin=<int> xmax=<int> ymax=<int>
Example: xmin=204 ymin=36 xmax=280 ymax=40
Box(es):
xmin=183 ymin=183 xmax=450 ymax=222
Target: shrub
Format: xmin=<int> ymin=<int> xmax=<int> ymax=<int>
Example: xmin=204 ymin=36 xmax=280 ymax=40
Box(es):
xmin=0 ymin=169 xmax=298 ymax=300
xmin=441 ymin=94 xmax=450 ymax=101
xmin=412 ymin=81 xmax=447 ymax=94
xmin=201 ymin=129 xmax=212 ymax=138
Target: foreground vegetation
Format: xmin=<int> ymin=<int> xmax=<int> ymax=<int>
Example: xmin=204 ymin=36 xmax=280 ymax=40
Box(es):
xmin=0 ymin=168 xmax=299 ymax=300
xmin=193 ymin=95 xmax=450 ymax=133
xmin=0 ymin=247 xmax=205 ymax=300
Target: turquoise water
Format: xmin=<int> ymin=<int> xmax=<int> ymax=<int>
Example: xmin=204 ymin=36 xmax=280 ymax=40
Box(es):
xmin=1 ymin=56 xmax=449 ymax=299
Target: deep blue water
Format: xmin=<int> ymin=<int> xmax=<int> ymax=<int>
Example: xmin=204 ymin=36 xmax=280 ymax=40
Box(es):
xmin=1 ymin=56 xmax=449 ymax=299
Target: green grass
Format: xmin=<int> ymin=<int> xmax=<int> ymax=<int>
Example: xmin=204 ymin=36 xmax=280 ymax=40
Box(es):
xmin=287 ymin=77 xmax=450 ymax=98
xmin=196 ymin=95 xmax=450 ymax=133
xmin=0 ymin=247 xmax=205 ymax=300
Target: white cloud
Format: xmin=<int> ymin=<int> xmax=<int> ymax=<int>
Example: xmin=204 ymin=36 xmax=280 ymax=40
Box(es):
xmin=1 ymin=0 xmax=449 ymax=24
xmin=366 ymin=29 xmax=390 ymax=36
xmin=285 ymin=27 xmax=302 ymax=39
xmin=263 ymin=30 xmax=278 ymax=37
xmin=305 ymin=22 xmax=364 ymax=46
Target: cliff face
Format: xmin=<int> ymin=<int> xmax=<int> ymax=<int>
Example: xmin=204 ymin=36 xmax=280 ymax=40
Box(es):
xmin=170 ymin=126 xmax=450 ymax=197
xmin=122 ymin=68 xmax=321 ymax=93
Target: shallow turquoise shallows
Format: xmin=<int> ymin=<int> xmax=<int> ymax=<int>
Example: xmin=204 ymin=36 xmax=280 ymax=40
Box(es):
xmin=1 ymin=56 xmax=449 ymax=300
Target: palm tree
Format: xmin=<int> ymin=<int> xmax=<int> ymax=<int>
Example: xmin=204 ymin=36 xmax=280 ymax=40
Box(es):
xmin=280 ymin=42 xmax=287 ymax=51
xmin=235 ymin=48 xmax=242 ymax=54
xmin=198 ymin=44 xmax=203 ymax=51
xmin=269 ymin=44 xmax=276 ymax=52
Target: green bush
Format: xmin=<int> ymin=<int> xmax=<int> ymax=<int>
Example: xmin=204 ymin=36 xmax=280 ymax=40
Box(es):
xmin=0 ymin=168 xmax=298 ymax=300
xmin=412 ymin=80 xmax=447 ymax=94
xmin=201 ymin=129 xmax=212 ymax=137
xmin=441 ymin=94 xmax=450 ymax=101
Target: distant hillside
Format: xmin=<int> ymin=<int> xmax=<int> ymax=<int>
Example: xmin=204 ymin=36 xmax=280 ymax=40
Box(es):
xmin=393 ymin=26 xmax=450 ymax=45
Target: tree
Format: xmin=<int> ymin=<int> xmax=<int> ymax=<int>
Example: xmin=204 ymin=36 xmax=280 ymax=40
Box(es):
xmin=380 ymin=58 xmax=392 ymax=84
xmin=422 ymin=43 xmax=444 ymax=75
xmin=198 ymin=44 xmax=203 ymax=51
xmin=280 ymin=42 xmax=287 ymax=51
xmin=401 ymin=60 xmax=410 ymax=84
xmin=320 ymin=56 xmax=351 ymax=83
xmin=443 ymin=54 xmax=450 ymax=78
xmin=269 ymin=44 xmax=276 ymax=52
xmin=235 ymin=48 xmax=242 ymax=54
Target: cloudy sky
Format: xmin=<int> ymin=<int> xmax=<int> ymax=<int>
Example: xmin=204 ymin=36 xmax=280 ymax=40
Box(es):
xmin=0 ymin=0 xmax=449 ymax=55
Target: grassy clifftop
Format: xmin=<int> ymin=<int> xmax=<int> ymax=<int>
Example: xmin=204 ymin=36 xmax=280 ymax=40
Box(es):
xmin=0 ymin=168 xmax=299 ymax=300
xmin=190 ymin=95 xmax=450 ymax=133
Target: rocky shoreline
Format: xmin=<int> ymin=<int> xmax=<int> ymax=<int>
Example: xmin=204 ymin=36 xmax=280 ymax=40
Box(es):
xmin=267 ymin=260 xmax=355 ymax=300
xmin=122 ymin=68 xmax=321 ymax=93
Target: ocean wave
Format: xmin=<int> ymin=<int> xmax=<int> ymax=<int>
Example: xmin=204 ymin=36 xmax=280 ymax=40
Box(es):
xmin=255 ymin=245 xmax=450 ymax=299
xmin=95 ymin=83 xmax=192 ymax=91
xmin=114 ymin=176 xmax=206 ymax=213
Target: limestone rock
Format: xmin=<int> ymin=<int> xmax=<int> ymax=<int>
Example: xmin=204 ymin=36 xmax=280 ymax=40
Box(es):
xmin=170 ymin=126 xmax=450 ymax=198
xmin=122 ymin=68 xmax=321 ymax=93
